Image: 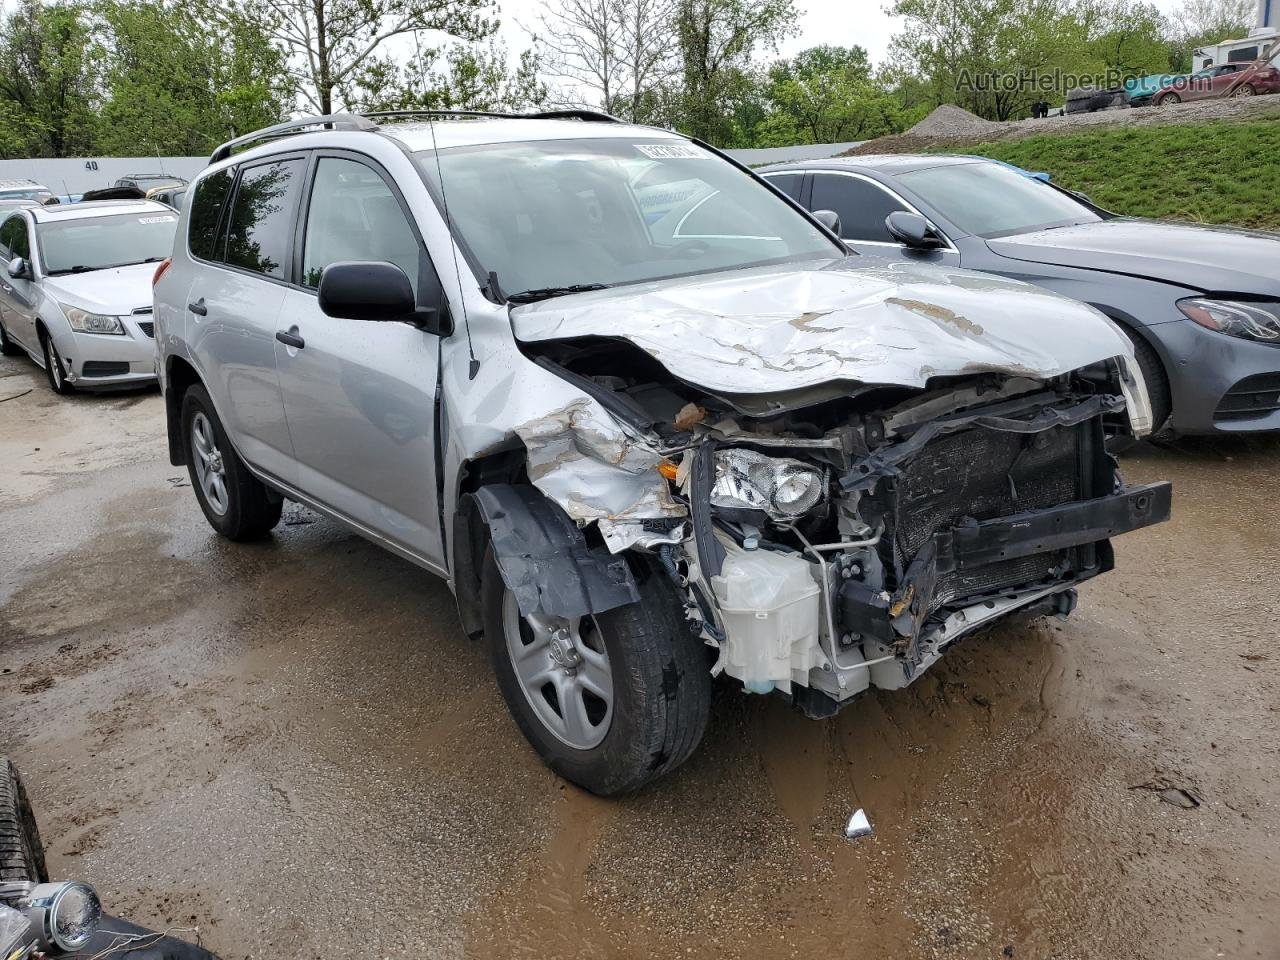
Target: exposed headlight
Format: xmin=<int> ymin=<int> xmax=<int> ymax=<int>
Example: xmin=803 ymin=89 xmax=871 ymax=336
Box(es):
xmin=25 ymin=881 xmax=101 ymax=951
xmin=711 ymin=449 xmax=826 ymax=520
xmin=60 ymin=304 xmax=125 ymax=335
xmin=1177 ymin=297 xmax=1280 ymax=344
xmin=0 ymin=904 xmax=29 ymax=955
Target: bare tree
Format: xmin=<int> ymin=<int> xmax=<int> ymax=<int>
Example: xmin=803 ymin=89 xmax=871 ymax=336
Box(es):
xmin=615 ymin=0 xmax=678 ymax=120
xmin=531 ymin=0 xmax=626 ymax=113
xmin=226 ymin=0 xmax=498 ymax=114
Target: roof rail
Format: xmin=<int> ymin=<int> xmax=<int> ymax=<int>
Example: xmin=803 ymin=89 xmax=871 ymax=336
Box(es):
xmin=209 ymin=113 xmax=377 ymax=164
xmin=208 ymin=107 xmax=625 ymax=165
xmin=362 ymin=108 xmax=624 ymax=124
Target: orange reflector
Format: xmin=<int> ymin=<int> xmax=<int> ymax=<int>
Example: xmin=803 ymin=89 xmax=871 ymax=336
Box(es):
xmin=657 ymin=461 xmax=679 ymax=481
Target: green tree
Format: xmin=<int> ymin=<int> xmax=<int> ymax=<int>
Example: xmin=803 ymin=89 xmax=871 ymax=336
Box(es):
xmin=361 ymin=40 xmax=548 ymax=111
xmin=0 ymin=0 xmax=97 ymax=158
xmin=756 ymin=45 xmax=907 ymax=145
xmin=93 ymin=0 xmax=292 ymax=156
xmin=232 ymin=0 xmax=498 ymax=113
xmin=673 ymin=0 xmax=797 ymax=144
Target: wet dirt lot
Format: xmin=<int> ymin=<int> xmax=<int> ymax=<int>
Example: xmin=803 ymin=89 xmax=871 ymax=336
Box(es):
xmin=1 ymin=353 xmax=1277 ymax=960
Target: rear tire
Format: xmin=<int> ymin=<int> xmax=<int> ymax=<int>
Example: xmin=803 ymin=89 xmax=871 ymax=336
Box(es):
xmin=39 ymin=329 xmax=74 ymax=396
xmin=0 ymin=758 xmax=49 ymax=883
xmin=1157 ymin=92 xmax=1181 ymax=106
xmin=483 ymin=545 xmax=711 ymax=795
xmin=181 ymin=384 xmax=283 ymax=541
xmin=1232 ymin=83 xmax=1256 ymax=97
xmin=0 ymin=318 xmax=20 ymax=356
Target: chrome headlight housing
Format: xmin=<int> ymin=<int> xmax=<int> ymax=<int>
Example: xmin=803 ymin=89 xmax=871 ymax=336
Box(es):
xmin=59 ymin=303 xmax=125 ymax=335
xmin=25 ymin=881 xmax=101 ymax=951
xmin=1177 ymin=297 xmax=1280 ymax=344
xmin=711 ymin=449 xmax=827 ymax=521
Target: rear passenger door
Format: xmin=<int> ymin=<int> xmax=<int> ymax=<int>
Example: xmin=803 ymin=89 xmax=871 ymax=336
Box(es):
xmin=185 ymin=156 xmax=306 ymax=484
xmin=273 ymin=152 xmax=447 ymax=570
xmin=808 ymin=172 xmax=960 ymax=267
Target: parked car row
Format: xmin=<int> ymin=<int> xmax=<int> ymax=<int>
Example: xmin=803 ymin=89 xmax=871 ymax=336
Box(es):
xmin=1065 ymin=57 xmax=1280 ymax=112
xmin=6 ymin=109 xmax=1272 ymax=797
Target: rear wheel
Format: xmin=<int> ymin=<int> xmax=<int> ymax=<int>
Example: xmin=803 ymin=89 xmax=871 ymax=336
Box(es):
xmin=483 ymin=546 xmax=711 ymax=795
xmin=181 ymin=384 xmax=282 ymax=541
xmin=1232 ymin=83 xmax=1256 ymax=97
xmin=1157 ymin=91 xmax=1181 ymax=106
xmin=39 ymin=329 xmax=74 ymax=395
xmin=0 ymin=758 xmax=48 ymax=883
xmin=0 ymin=318 xmax=20 ymax=356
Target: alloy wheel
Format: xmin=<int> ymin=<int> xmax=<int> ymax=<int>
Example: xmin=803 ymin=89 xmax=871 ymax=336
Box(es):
xmin=502 ymin=591 xmax=614 ymax=750
xmin=190 ymin=411 xmax=230 ymax=516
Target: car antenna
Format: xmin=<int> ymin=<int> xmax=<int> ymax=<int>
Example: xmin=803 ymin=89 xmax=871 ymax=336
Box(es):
xmin=417 ymin=34 xmax=481 ymax=380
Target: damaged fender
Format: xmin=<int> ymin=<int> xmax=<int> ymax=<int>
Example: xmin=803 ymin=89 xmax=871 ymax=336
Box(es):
xmin=472 ymin=484 xmax=640 ymax=619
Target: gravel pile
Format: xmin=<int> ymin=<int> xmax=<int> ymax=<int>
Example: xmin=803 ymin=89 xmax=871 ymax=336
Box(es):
xmin=844 ymin=95 xmax=1280 ymax=156
xmin=906 ymin=104 xmax=1005 ymax=138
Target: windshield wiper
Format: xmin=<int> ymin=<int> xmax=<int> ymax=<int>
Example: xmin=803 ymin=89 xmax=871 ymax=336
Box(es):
xmin=50 ymin=265 xmax=102 ymax=275
xmin=507 ymin=283 xmax=610 ymax=304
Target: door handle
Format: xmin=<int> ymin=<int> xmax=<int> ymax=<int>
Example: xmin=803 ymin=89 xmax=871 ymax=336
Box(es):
xmin=188 ymin=298 xmax=207 ymax=316
xmin=275 ymin=329 xmax=305 ymax=349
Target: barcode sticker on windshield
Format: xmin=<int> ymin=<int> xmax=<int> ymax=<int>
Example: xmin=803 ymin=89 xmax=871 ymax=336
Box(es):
xmin=138 ymin=216 xmax=177 ymax=224
xmin=635 ymin=143 xmax=707 ymax=160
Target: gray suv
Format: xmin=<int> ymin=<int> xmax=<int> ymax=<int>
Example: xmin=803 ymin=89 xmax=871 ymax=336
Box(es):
xmin=154 ymin=111 xmax=1170 ymax=794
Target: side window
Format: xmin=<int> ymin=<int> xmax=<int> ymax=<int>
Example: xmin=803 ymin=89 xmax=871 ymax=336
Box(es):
xmin=0 ymin=216 xmax=19 ymax=259
xmin=5 ymin=217 xmax=31 ymax=260
xmin=763 ymin=173 xmax=803 ymax=201
xmin=810 ymin=174 xmax=910 ymax=244
xmin=188 ymin=170 xmax=233 ymax=262
xmin=224 ymin=158 xmax=305 ymax=279
xmin=301 ymin=157 xmax=424 ymax=296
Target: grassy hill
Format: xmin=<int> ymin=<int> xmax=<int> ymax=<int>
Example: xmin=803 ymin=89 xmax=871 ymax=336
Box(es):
xmin=949 ymin=118 xmax=1280 ymax=231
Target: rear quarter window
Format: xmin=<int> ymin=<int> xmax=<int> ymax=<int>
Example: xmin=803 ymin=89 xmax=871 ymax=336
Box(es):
xmin=187 ymin=170 xmax=233 ymax=261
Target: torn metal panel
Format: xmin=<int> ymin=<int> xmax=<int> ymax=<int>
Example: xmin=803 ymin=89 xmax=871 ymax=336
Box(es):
xmin=472 ymin=484 xmax=640 ymax=619
xmin=512 ymin=259 xmax=1133 ymax=396
xmin=513 ymin=397 xmax=685 ymax=523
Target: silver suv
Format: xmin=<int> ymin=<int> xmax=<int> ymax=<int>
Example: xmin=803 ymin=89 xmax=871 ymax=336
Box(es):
xmin=154 ymin=111 xmax=1170 ymax=794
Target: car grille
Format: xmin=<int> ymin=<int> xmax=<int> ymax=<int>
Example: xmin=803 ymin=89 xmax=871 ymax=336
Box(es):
xmin=892 ymin=423 xmax=1085 ymax=611
xmin=137 ymin=321 xmax=155 ymax=338
xmin=1214 ymin=373 xmax=1280 ymax=422
xmin=81 ymin=361 xmax=130 ymax=377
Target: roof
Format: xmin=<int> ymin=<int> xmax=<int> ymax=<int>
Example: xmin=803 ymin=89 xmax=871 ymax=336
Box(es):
xmin=0 ymin=178 xmax=46 ymax=189
xmin=761 ymin=154 xmax=987 ymax=175
xmin=29 ymin=199 xmax=172 ymax=222
xmin=207 ymin=112 xmax=685 ymax=169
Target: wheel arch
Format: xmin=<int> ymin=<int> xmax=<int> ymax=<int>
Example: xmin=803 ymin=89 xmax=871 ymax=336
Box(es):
xmin=164 ymin=355 xmax=203 ymax=466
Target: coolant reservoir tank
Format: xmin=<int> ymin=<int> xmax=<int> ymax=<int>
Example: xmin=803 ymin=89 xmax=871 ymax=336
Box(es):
xmin=710 ymin=542 xmax=822 ymax=694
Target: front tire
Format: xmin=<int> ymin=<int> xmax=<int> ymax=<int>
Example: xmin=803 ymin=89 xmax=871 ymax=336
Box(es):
xmin=1232 ymin=83 xmax=1256 ymax=98
xmin=40 ymin=329 xmax=74 ymax=395
xmin=181 ymin=384 xmax=282 ymax=541
xmin=483 ymin=546 xmax=710 ymax=795
xmin=0 ymin=758 xmax=48 ymax=883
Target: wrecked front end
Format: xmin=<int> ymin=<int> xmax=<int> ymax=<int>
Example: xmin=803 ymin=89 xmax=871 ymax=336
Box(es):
xmin=497 ymin=265 xmax=1172 ymax=716
xmin=509 ymin=353 xmax=1169 ymax=717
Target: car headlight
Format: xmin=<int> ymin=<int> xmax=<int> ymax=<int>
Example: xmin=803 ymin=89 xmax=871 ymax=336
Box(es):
xmin=711 ymin=449 xmax=827 ymax=521
xmin=25 ymin=881 xmax=101 ymax=951
xmin=60 ymin=304 xmax=125 ymax=335
xmin=0 ymin=904 xmax=29 ymax=956
xmin=1177 ymin=297 xmax=1280 ymax=344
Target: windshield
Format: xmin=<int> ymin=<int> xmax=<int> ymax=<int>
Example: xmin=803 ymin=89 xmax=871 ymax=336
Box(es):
xmin=0 ymin=187 xmax=51 ymax=201
xmin=37 ymin=211 xmax=178 ymax=274
xmin=896 ymin=162 xmax=1101 ymax=238
xmin=415 ymin=137 xmax=838 ymax=298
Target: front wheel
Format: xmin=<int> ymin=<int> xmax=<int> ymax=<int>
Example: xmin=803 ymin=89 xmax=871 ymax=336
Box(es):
xmin=483 ymin=546 xmax=711 ymax=795
xmin=1232 ymin=83 xmax=1256 ymax=98
xmin=1157 ymin=92 xmax=1181 ymax=106
xmin=40 ymin=330 xmax=74 ymax=395
xmin=0 ymin=758 xmax=48 ymax=883
xmin=181 ymin=384 xmax=282 ymax=541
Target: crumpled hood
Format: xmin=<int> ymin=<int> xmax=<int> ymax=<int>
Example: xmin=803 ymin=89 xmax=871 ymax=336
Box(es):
xmin=988 ymin=219 xmax=1280 ymax=297
xmin=512 ymin=259 xmax=1131 ymax=396
xmin=42 ymin=262 xmax=156 ymax=315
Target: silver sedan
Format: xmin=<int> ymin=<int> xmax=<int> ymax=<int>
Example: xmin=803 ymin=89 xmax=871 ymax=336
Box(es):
xmin=0 ymin=200 xmax=177 ymax=395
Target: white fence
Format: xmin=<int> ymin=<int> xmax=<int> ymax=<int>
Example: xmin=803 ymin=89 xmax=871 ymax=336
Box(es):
xmin=0 ymin=156 xmax=208 ymax=197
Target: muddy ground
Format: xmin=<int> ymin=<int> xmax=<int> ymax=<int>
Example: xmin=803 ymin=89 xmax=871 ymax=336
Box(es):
xmin=1 ymin=354 xmax=1277 ymax=959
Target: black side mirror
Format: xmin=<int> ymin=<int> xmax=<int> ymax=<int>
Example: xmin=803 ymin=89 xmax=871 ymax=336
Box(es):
xmin=885 ymin=211 xmax=945 ymax=250
xmin=812 ymin=209 xmax=842 ymax=236
xmin=7 ymin=257 xmax=30 ymax=279
xmin=317 ymin=260 xmax=453 ymax=336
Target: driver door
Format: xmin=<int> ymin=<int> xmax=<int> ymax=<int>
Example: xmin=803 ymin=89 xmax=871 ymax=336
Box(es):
xmin=274 ymin=152 xmax=447 ymax=571
xmin=804 ymin=172 xmax=960 ymax=268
